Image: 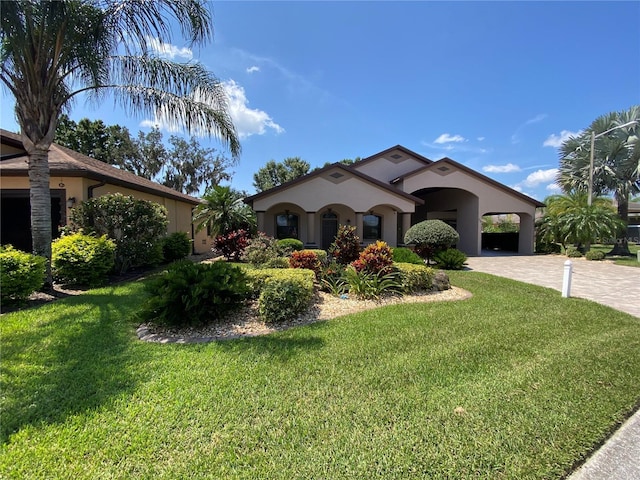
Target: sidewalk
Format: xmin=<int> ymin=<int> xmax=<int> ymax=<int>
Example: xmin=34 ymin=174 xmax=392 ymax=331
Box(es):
xmin=465 ymin=252 xmax=639 ymax=479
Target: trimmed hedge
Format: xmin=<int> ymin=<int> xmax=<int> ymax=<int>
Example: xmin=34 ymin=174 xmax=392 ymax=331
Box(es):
xmin=586 ymin=250 xmax=606 ymax=261
xmin=277 ymin=238 xmax=304 ymax=252
xmin=392 ymin=247 xmax=424 ymax=265
xmin=0 ymin=245 xmax=46 ymax=306
xmin=395 ymin=262 xmax=434 ymax=293
xmin=52 ymin=233 xmax=116 ymax=286
xmin=245 ymin=268 xmax=315 ymax=297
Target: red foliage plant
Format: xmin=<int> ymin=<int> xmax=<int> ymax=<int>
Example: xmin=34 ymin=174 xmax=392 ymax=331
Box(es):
xmin=214 ymin=229 xmax=249 ymax=261
xmin=351 ymin=241 xmax=394 ymax=275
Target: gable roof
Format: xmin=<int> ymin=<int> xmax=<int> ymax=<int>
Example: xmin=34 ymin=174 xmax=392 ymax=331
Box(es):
xmin=244 ymin=162 xmax=424 ymax=206
xmin=394 ymin=156 xmax=545 ymax=208
xmin=0 ymin=129 xmax=201 ymax=205
xmin=352 ymin=144 xmax=433 ymax=169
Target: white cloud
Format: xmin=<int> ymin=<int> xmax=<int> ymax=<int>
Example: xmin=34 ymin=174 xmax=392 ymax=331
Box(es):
xmin=511 ymin=113 xmax=548 ymax=144
xmin=246 ymin=66 xmax=260 ymax=74
xmin=477 ymin=136 xmax=485 ymax=142
xmin=139 ymin=117 xmax=182 ymax=133
xmin=434 ymin=133 xmax=466 ymax=144
xmin=146 ymin=37 xmax=192 ymax=60
xmin=546 ymin=183 xmax=562 ymax=192
xmin=222 ymin=80 xmax=284 ymax=139
xmin=521 ymin=168 xmax=558 ymax=187
xmin=543 ymin=130 xmax=581 ymax=147
xmin=482 ymin=163 xmax=521 ymax=173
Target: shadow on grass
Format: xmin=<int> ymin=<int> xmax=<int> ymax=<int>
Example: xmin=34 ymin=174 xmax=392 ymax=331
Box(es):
xmin=1 ymin=286 xmax=145 ymax=443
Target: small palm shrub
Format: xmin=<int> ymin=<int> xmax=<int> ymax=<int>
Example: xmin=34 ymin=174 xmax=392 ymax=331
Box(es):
xmin=257 ymin=274 xmax=315 ymax=323
xmin=392 ymin=247 xmax=424 ymax=265
xmin=138 ymin=261 xmax=249 ymax=327
xmin=395 ymin=263 xmax=434 ymax=293
xmin=214 ymin=229 xmax=249 ymax=261
xmin=566 ymin=246 xmax=583 ymax=258
xmin=433 ymin=248 xmax=467 ymax=270
xmin=319 ymin=260 xmax=347 ymax=295
xmin=162 ymin=232 xmax=192 ymax=262
xmin=344 ymin=266 xmax=402 ymax=300
xmin=277 ymin=238 xmax=304 ymax=253
xmin=289 ymin=250 xmax=321 ymax=277
xmin=351 ymin=241 xmax=394 ymax=275
xmin=404 ymin=220 xmax=459 ymax=263
xmin=329 ymin=225 xmax=361 ymax=264
xmin=52 ymin=233 xmax=116 ymax=286
xmin=0 ymin=245 xmax=46 ymax=306
xmin=586 ymin=250 xmax=606 ymax=261
xmin=243 ymin=232 xmax=282 ymax=266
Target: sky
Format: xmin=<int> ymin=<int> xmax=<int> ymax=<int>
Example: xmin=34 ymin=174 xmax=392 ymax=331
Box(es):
xmin=1 ymin=1 xmax=639 ymax=201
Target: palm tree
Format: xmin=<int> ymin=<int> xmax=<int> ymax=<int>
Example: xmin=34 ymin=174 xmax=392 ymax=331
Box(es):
xmin=558 ymin=106 xmax=639 ymax=255
xmin=193 ymin=186 xmax=256 ymax=237
xmin=0 ymin=0 xmax=240 ymax=285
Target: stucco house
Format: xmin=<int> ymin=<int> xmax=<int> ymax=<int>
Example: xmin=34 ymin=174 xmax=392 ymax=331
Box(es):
xmin=0 ymin=128 xmax=210 ymax=253
xmin=245 ymin=145 xmax=545 ymax=256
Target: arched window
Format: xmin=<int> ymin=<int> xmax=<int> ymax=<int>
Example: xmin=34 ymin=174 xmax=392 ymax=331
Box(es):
xmin=363 ymin=214 xmax=382 ymax=240
xmin=276 ymin=212 xmax=299 ymax=239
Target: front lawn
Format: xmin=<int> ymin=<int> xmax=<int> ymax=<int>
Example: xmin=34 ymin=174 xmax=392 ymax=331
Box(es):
xmin=2 ymin=272 xmax=639 ymax=479
xmin=590 ymin=243 xmax=639 ymax=267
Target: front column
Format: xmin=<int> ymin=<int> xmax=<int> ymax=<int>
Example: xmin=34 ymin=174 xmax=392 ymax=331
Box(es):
xmin=306 ymin=212 xmax=316 ymax=247
xmin=401 ymin=213 xmax=412 ymax=245
xmin=256 ymin=211 xmax=265 ymax=233
xmin=355 ymin=212 xmax=364 ymax=241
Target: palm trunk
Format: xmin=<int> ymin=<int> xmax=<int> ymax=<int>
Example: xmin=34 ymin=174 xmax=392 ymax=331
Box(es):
xmin=608 ymin=195 xmax=631 ymax=256
xmin=28 ymin=147 xmax=53 ymax=286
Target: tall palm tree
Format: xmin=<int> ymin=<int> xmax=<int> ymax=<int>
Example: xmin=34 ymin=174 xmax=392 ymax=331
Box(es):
xmin=558 ymin=106 xmax=639 ymax=255
xmin=193 ymin=186 xmax=256 ymax=237
xmin=0 ymin=0 xmax=240 ymax=284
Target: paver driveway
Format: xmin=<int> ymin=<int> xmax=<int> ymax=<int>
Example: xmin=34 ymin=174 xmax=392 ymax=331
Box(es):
xmin=465 ymin=253 xmax=639 ymax=318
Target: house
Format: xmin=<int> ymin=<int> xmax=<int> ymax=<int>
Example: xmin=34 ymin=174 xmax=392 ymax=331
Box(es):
xmin=0 ymin=128 xmax=210 ymax=253
xmin=245 ymin=145 xmax=545 ymax=256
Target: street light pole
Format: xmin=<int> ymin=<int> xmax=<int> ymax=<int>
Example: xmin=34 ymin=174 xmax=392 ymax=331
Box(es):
xmin=587 ymin=119 xmax=639 ymax=207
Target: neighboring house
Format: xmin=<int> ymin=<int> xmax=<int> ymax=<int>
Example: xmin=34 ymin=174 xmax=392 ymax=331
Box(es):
xmin=0 ymin=128 xmax=210 ymax=253
xmin=245 ymin=145 xmax=545 ymax=256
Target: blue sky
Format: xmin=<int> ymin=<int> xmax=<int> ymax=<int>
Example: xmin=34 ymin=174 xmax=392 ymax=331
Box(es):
xmin=2 ymin=1 xmax=639 ymax=201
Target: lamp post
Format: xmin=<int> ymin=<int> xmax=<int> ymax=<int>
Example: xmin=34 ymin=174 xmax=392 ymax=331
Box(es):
xmin=588 ymin=119 xmax=639 ymax=206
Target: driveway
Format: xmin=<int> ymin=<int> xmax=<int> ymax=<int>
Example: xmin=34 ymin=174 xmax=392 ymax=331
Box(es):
xmin=465 ymin=253 xmax=639 ymax=318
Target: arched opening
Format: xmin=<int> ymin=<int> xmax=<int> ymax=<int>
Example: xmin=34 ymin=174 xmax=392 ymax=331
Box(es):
xmin=321 ymin=210 xmax=338 ymax=250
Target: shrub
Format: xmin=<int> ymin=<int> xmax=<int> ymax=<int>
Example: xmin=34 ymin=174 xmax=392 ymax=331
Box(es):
xmin=344 ymin=266 xmax=402 ymax=300
xmin=214 ymin=229 xmax=249 ymax=261
xmin=69 ymin=193 xmax=168 ymax=273
xmin=0 ymin=245 xmax=46 ymax=306
xmin=535 ymin=241 xmax=562 ymax=254
xmin=52 ymin=233 xmax=116 ymax=286
xmin=306 ymin=249 xmax=328 ymax=263
xmin=277 ymin=238 xmax=304 ymax=253
xmin=162 ymin=232 xmax=192 ymax=262
xmin=137 ymin=261 xmax=249 ymax=327
xmin=265 ymin=257 xmax=290 ymax=268
xmin=393 ymin=247 xmax=424 ymax=265
xmin=566 ymin=246 xmax=583 ymax=258
xmin=289 ymin=250 xmax=321 ymax=277
xmin=586 ymin=250 xmax=606 ymax=261
xmin=433 ymin=248 xmax=467 ymax=270
xmin=258 ymin=277 xmax=314 ymax=323
xmin=395 ymin=263 xmax=434 ymax=293
xmin=351 ymin=241 xmax=394 ymax=275
xmin=243 ymin=232 xmax=281 ymax=266
xmin=404 ymin=220 xmax=459 ymax=262
xmin=245 ymin=268 xmax=315 ymax=298
xmin=329 ymin=225 xmax=361 ymax=264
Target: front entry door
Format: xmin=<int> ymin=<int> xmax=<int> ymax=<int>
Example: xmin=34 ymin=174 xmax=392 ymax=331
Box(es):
xmin=321 ymin=212 xmax=338 ymax=250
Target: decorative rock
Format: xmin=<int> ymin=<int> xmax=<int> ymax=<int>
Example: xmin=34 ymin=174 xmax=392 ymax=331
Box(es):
xmin=432 ymin=270 xmax=451 ymax=291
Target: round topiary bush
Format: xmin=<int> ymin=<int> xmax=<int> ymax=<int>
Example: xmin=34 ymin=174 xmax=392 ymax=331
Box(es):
xmin=277 ymin=238 xmax=304 ymax=253
xmin=585 ymin=250 xmax=606 ymax=261
xmin=0 ymin=245 xmax=46 ymax=306
xmin=404 ymin=220 xmax=459 ymax=261
xmin=52 ymin=233 xmax=116 ymax=286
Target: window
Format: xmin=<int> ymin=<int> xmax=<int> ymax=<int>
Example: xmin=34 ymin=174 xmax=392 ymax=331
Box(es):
xmin=363 ymin=214 xmax=381 ymax=240
xmin=276 ymin=213 xmax=299 ymax=239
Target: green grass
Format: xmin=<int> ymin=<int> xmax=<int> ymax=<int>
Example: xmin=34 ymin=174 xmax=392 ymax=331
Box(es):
xmin=589 ymin=243 xmax=639 ymax=267
xmin=2 ymin=273 xmax=640 ymax=479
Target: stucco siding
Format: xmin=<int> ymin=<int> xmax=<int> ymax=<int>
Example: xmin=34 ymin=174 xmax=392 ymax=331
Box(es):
xmin=353 ymin=155 xmax=429 ymax=183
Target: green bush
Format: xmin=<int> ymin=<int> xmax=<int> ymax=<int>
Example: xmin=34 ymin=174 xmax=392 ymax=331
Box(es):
xmin=256 ymin=272 xmax=315 ymax=323
xmin=70 ymin=193 xmax=168 ymax=273
xmin=395 ymin=263 xmax=434 ymax=293
xmin=265 ymin=257 xmax=290 ymax=268
xmin=404 ymin=220 xmax=459 ymax=262
xmin=277 ymin=238 xmax=304 ymax=253
xmin=566 ymin=246 xmax=583 ymax=258
xmin=344 ymin=266 xmax=402 ymax=300
xmin=138 ymin=261 xmax=249 ymax=327
xmin=0 ymin=245 xmax=46 ymax=306
xmin=392 ymin=247 xmax=424 ymax=265
xmin=535 ymin=241 xmax=562 ymax=254
xmin=52 ymin=233 xmax=116 ymax=286
xmin=243 ymin=232 xmax=281 ymax=266
xmin=245 ymin=268 xmax=315 ymax=298
xmin=320 ymin=262 xmax=348 ymax=296
xmin=433 ymin=248 xmax=467 ymax=270
xmin=329 ymin=225 xmax=361 ymax=264
xmin=586 ymin=250 xmax=606 ymax=261
xmin=162 ymin=232 xmax=192 ymax=262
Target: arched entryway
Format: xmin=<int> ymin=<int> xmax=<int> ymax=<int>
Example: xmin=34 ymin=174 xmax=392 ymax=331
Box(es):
xmin=321 ymin=211 xmax=338 ymax=250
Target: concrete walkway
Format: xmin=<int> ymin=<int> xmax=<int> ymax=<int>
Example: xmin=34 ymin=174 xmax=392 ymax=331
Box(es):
xmin=465 ymin=252 xmax=639 ymax=479
xmin=465 ymin=254 xmax=639 ymax=318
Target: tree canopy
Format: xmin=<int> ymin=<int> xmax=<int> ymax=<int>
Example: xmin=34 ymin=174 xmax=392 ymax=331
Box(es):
xmin=252 ymin=157 xmax=310 ymax=192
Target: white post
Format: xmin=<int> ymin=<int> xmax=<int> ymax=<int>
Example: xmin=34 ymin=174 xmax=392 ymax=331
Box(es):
xmin=562 ymin=260 xmax=573 ymax=298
